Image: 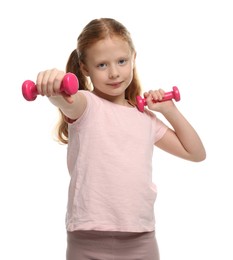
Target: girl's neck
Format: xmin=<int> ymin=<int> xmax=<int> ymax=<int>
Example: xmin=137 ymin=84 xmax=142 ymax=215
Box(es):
xmin=92 ymin=89 xmax=133 ymax=107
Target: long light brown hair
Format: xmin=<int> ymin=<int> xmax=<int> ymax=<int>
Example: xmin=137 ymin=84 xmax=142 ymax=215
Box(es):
xmin=56 ymin=18 xmax=142 ymax=144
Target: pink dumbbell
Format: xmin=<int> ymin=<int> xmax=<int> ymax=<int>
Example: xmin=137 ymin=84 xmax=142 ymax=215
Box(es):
xmin=22 ymin=72 xmax=79 ymax=101
xmin=136 ymin=86 xmax=180 ymax=112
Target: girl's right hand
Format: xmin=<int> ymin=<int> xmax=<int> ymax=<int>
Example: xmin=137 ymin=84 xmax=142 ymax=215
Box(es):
xmin=36 ymin=68 xmax=74 ymax=103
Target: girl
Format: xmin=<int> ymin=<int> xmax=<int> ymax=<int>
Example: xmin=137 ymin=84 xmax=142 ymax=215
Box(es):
xmin=35 ymin=18 xmax=206 ymax=260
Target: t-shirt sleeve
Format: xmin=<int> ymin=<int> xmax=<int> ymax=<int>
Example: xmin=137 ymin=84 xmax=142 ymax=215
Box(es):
xmin=153 ymin=116 xmax=168 ymax=143
xmin=145 ymin=109 xmax=168 ymax=144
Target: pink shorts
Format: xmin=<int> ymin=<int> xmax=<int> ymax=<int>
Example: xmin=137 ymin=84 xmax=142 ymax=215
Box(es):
xmin=66 ymin=230 xmax=160 ymax=260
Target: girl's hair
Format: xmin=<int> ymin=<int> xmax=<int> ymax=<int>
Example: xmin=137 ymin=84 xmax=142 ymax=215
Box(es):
xmin=56 ymin=18 xmax=142 ymax=144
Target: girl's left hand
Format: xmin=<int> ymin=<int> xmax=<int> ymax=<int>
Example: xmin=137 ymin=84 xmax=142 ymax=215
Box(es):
xmin=144 ymin=89 xmax=175 ymax=112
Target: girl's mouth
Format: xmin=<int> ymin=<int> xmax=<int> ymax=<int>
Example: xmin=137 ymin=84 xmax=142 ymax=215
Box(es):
xmin=108 ymin=82 xmax=122 ymax=88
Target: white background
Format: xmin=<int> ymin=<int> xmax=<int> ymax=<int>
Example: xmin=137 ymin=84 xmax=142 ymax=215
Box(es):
xmin=1 ymin=0 xmax=232 ymax=259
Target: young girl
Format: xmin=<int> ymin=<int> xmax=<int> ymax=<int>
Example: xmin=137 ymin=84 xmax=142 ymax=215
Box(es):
xmin=35 ymin=18 xmax=206 ymax=260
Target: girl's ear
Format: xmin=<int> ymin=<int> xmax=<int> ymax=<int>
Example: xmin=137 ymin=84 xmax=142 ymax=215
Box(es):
xmin=80 ymin=62 xmax=89 ymax=76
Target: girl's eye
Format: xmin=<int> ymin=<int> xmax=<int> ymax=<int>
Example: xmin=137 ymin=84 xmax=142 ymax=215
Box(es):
xmin=118 ymin=59 xmax=127 ymax=65
xmin=97 ymin=63 xmax=107 ymax=69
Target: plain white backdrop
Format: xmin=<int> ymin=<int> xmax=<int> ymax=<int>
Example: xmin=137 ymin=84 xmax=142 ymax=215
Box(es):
xmin=1 ymin=0 xmax=232 ymax=259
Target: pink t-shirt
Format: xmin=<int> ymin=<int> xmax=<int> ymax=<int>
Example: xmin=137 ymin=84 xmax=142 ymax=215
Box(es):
xmin=66 ymin=91 xmax=168 ymax=232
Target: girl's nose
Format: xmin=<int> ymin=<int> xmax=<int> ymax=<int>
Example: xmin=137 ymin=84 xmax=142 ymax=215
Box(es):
xmin=109 ymin=66 xmax=119 ymax=79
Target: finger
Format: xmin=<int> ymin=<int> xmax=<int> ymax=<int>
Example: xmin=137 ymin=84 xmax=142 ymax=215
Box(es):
xmin=51 ymin=69 xmax=65 ymax=95
xmin=36 ymin=71 xmax=45 ymax=95
xmin=38 ymin=70 xmax=53 ymax=96
xmin=150 ymin=90 xmax=163 ymax=101
xmin=145 ymin=92 xmax=154 ymax=105
xmin=158 ymin=89 xmax=165 ymax=100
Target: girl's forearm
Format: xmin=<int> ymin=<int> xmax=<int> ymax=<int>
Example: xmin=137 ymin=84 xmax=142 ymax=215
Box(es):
xmin=162 ymin=106 xmax=206 ymax=160
xmin=49 ymin=92 xmax=87 ymax=120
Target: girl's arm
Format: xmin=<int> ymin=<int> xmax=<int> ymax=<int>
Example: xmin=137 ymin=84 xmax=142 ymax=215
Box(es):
xmin=36 ymin=69 xmax=87 ymax=120
xmin=145 ymin=90 xmax=206 ymax=162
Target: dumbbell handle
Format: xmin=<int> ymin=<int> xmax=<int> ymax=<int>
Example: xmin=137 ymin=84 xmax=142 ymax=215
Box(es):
xmin=22 ymin=72 xmax=79 ymax=101
xmin=136 ymin=86 xmax=180 ymax=112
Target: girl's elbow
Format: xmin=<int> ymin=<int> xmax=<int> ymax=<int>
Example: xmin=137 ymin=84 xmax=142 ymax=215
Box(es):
xmin=192 ymin=150 xmax=207 ymax=162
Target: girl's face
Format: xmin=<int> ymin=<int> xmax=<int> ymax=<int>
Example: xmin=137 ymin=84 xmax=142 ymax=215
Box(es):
xmin=81 ymin=36 xmax=136 ymax=105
